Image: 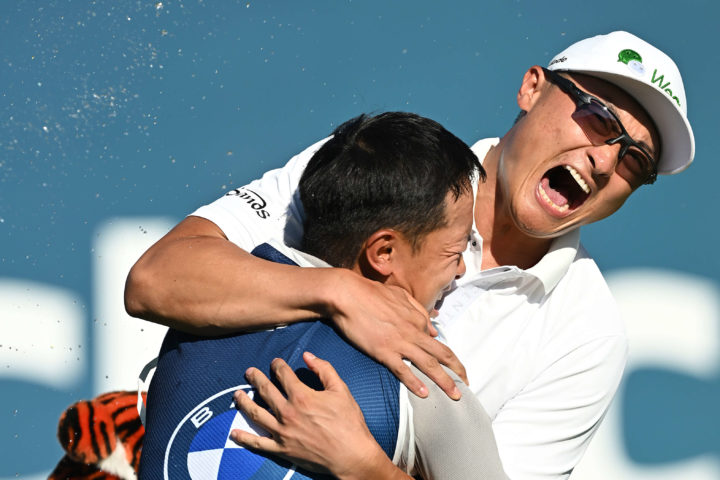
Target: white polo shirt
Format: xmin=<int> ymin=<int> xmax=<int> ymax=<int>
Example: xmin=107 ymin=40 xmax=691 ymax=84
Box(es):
xmin=192 ymin=137 xmax=627 ymax=480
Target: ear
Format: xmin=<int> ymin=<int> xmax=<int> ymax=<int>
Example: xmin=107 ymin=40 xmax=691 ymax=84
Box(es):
xmin=359 ymin=229 xmax=402 ymax=279
xmin=517 ymin=65 xmax=546 ymax=112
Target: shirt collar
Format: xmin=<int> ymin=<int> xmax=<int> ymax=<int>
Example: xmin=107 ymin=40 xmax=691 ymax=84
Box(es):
xmin=266 ymin=239 xmax=330 ymax=268
xmin=525 ymin=228 xmax=580 ymax=293
xmin=468 ymin=137 xmax=580 ymax=294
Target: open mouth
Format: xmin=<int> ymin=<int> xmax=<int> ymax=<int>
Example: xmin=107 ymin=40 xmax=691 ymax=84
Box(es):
xmin=538 ymin=165 xmax=590 ymax=215
xmin=432 ymin=277 xmax=461 ymax=314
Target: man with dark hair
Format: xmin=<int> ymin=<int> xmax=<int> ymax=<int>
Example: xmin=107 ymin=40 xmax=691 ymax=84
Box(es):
xmin=127 ymin=32 xmax=695 ymax=478
xmin=300 ymin=113 xmax=478 ymax=270
xmin=138 ymin=113 xmax=507 ymax=479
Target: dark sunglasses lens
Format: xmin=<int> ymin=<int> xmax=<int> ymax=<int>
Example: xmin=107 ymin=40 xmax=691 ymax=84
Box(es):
xmin=622 ymin=148 xmax=656 ymax=183
xmin=570 ymin=101 xmax=623 ymax=145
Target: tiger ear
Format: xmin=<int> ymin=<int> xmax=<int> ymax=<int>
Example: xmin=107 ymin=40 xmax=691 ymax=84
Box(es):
xmin=57 ymin=398 xmax=117 ymax=464
xmin=54 ymin=391 xmax=144 ymax=476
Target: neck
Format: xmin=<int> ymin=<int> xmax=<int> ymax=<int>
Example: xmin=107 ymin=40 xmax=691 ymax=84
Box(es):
xmin=475 ymin=139 xmax=553 ymax=270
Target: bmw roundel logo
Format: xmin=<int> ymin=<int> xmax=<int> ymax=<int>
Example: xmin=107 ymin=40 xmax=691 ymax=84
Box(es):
xmin=164 ymin=385 xmax=312 ymax=479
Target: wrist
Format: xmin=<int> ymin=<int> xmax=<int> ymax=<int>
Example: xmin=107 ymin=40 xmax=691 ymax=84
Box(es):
xmin=334 ymin=446 xmax=409 ymax=480
xmin=264 ymin=264 xmax=348 ymax=323
xmin=315 ymin=267 xmax=355 ymax=320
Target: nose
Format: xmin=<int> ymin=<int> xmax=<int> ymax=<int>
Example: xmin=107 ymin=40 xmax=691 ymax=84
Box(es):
xmin=455 ymin=255 xmax=467 ymax=279
xmin=588 ymin=143 xmax=620 ymax=178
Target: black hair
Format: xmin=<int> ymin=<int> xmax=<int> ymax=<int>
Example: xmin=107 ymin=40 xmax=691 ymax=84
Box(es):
xmin=299 ymin=112 xmax=484 ymax=268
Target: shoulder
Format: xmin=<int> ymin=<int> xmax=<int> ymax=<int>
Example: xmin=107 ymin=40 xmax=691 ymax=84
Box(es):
xmin=470 ymin=137 xmax=500 ymax=163
xmin=189 ymin=137 xmax=332 ymax=250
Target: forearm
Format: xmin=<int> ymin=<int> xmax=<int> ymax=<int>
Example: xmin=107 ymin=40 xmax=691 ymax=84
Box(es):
xmin=126 ymin=216 xmax=466 ymax=399
xmin=409 ymin=366 xmax=508 ymax=480
xmin=124 ymin=216 xmax=342 ymax=334
xmin=336 ymin=453 xmax=413 ymax=480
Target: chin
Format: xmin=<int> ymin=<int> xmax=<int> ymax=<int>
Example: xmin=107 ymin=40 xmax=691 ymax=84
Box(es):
xmin=512 ymin=210 xmax=583 ymax=239
xmin=508 ymin=184 xmax=590 ymax=239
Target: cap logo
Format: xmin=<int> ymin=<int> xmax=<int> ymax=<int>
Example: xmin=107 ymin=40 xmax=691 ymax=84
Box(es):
xmin=650 ymin=69 xmax=682 ymax=107
xmin=617 ymin=49 xmax=645 ymax=76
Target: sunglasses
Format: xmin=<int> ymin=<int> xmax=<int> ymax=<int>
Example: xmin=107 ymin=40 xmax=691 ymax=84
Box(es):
xmin=542 ymin=68 xmax=658 ymax=185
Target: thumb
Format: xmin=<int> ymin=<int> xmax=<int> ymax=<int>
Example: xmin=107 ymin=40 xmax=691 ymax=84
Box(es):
xmin=303 ymin=351 xmax=347 ymax=393
xmin=401 ymin=289 xmax=431 ymax=332
xmin=427 ymin=318 xmax=439 ymax=337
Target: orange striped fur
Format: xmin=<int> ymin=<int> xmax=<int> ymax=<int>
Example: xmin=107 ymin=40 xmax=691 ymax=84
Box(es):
xmin=50 ymin=391 xmax=147 ymax=480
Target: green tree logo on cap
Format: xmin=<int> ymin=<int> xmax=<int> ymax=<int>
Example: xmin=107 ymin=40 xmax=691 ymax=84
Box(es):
xmin=618 ymin=49 xmax=642 ymax=64
xmin=618 ymin=49 xmax=645 ymax=76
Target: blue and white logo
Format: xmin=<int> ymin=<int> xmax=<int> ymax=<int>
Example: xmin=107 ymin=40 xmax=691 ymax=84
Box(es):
xmin=165 ymin=385 xmax=312 ymax=480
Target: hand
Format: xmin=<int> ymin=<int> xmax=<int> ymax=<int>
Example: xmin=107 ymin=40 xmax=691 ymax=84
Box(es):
xmin=231 ymin=352 xmax=408 ymax=480
xmin=328 ymin=270 xmax=467 ymax=399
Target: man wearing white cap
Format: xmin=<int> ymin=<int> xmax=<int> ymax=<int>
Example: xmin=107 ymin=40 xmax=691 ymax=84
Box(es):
xmin=126 ymin=31 xmax=695 ymax=479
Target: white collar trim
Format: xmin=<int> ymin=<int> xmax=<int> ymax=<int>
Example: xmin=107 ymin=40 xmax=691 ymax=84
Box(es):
xmin=526 ymin=229 xmax=580 ymax=293
xmin=266 ymin=239 xmax=331 ymax=268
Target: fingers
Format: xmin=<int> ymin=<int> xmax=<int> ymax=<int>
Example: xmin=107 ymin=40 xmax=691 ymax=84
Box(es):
xmin=233 ymin=389 xmax=281 ymax=434
xmin=404 ymin=328 xmax=468 ymax=383
xmin=419 ymin=337 xmax=468 ymax=385
xmin=384 ymin=356 xmax=429 ymax=398
xmin=230 ymin=427 xmax=281 ymax=453
xmin=302 ymin=351 xmax=348 ymax=393
xmin=370 ymin=330 xmax=465 ymax=399
xmin=441 ymin=351 xmax=468 ymax=386
xmin=394 ymin=287 xmax=431 ymax=332
xmin=403 ymin=345 xmax=461 ymax=400
xmin=426 ymin=317 xmax=439 ymax=337
xmin=402 ymin=289 xmax=430 ymax=317
xmin=231 ymin=364 xmax=304 ymax=462
xmin=394 ymin=334 xmax=467 ymax=399
xmin=244 ymin=366 xmax=290 ymax=414
xmin=269 ymin=357 xmax=315 ymax=405
xmin=232 ymin=353 xmax=381 ymax=478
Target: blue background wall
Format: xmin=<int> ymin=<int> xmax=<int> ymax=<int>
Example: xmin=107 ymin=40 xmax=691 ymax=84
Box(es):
xmin=2 ymin=1 xmax=718 ymax=477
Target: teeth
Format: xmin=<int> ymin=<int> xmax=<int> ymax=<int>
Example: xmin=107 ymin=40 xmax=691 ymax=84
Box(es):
xmin=564 ymin=165 xmax=590 ymax=194
xmin=539 ymin=185 xmax=569 ymax=212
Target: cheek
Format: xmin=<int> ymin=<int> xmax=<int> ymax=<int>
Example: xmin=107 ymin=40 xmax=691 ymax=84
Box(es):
xmin=592 ymin=183 xmax=634 ymax=222
xmin=440 ymin=261 xmax=460 ymax=286
xmin=501 ymin=129 xmax=559 ymax=197
xmin=514 ymin=104 xmax=568 ymax=153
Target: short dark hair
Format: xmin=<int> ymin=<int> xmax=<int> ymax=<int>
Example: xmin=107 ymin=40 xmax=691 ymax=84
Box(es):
xmin=299 ymin=112 xmax=483 ymax=268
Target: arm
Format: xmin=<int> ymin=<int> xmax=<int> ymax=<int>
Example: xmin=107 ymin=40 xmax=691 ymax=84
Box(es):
xmin=124 ymin=142 xmax=465 ymax=398
xmin=407 ymin=365 xmax=509 ymax=480
xmin=125 ymin=216 xmax=462 ymax=399
xmin=125 ymin=215 xmax=343 ymax=333
xmin=125 ymin=139 xmax=334 ymax=333
xmin=231 ymin=352 xmax=413 ymax=480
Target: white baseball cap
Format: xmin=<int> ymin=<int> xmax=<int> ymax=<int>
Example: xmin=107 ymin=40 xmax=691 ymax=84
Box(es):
xmin=547 ymin=31 xmax=694 ymax=175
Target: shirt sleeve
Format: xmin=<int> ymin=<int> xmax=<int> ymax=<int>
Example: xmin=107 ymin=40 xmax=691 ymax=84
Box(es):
xmin=190 ymin=137 xmax=330 ymax=251
xmin=408 ymin=365 xmax=509 ymax=480
xmin=493 ymin=334 xmax=628 ymax=480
